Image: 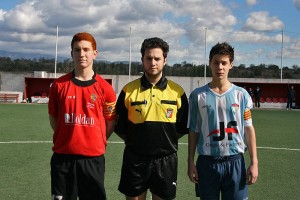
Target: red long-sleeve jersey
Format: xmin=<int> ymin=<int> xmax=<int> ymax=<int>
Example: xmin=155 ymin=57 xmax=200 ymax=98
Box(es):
xmin=48 ymin=72 xmax=116 ymax=156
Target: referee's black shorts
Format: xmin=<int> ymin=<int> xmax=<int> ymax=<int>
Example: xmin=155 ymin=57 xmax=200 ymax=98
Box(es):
xmin=51 ymin=153 xmax=106 ymax=200
xmin=118 ymin=148 xmax=178 ymax=200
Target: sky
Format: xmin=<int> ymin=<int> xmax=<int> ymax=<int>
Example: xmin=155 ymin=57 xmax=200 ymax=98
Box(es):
xmin=0 ymin=0 xmax=300 ymax=67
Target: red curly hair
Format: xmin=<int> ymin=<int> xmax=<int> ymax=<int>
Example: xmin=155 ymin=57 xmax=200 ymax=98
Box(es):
xmin=71 ymin=32 xmax=97 ymax=50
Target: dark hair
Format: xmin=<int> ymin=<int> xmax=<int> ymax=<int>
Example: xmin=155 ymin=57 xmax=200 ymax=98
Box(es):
xmin=71 ymin=32 xmax=97 ymax=50
xmin=209 ymin=42 xmax=234 ymax=63
xmin=140 ymin=37 xmax=169 ymax=59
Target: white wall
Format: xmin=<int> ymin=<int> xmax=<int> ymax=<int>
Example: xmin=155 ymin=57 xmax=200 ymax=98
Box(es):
xmin=1 ymin=71 xmax=300 ymax=98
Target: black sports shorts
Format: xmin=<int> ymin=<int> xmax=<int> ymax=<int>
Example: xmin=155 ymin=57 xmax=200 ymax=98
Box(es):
xmin=118 ymin=148 xmax=178 ymax=200
xmin=51 ymin=153 xmax=106 ymax=200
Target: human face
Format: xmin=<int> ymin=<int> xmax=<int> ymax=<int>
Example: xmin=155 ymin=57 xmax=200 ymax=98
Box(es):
xmin=209 ymin=54 xmax=233 ymax=81
xmin=71 ymin=40 xmax=98 ymax=70
xmin=142 ymin=48 xmax=166 ymax=82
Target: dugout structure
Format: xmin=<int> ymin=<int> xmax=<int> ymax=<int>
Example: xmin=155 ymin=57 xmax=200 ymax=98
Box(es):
xmin=233 ymin=82 xmax=300 ymax=109
xmin=24 ymin=77 xmax=112 ymax=103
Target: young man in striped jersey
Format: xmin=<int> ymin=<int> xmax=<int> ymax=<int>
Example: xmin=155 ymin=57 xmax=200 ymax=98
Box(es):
xmin=187 ymin=42 xmax=258 ymax=200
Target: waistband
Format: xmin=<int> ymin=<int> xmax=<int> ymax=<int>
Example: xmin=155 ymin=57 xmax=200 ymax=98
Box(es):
xmin=52 ymin=153 xmax=104 ymax=160
xmin=198 ymin=153 xmax=243 ymax=162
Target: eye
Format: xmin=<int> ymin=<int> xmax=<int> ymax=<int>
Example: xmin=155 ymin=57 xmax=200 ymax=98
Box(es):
xmin=83 ymin=48 xmax=91 ymax=52
xmin=221 ymin=61 xmax=228 ymax=65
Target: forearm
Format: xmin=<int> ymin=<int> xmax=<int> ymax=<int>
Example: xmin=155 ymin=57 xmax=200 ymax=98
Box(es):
xmin=245 ymin=125 xmax=259 ymax=184
xmin=188 ymin=131 xmax=198 ymax=163
xmin=49 ymin=115 xmax=57 ymax=131
xmin=187 ymin=131 xmax=199 ymax=183
xmin=245 ymin=126 xmax=258 ymax=165
xmin=105 ymin=119 xmax=116 ymax=139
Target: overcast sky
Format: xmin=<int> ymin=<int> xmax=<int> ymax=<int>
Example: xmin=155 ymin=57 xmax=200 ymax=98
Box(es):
xmin=0 ymin=0 xmax=300 ymax=67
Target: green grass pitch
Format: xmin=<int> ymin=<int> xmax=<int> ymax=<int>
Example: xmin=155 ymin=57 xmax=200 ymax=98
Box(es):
xmin=0 ymin=103 xmax=299 ymax=199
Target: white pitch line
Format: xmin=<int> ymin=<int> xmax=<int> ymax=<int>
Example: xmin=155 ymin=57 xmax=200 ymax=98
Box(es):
xmin=178 ymin=143 xmax=300 ymax=151
xmin=0 ymin=141 xmax=299 ymax=151
xmin=0 ymin=141 xmax=52 ymax=144
xmin=257 ymin=146 xmax=300 ymax=151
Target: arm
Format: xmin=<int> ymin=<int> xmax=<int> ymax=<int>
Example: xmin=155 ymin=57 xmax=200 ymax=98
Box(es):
xmin=244 ymin=125 xmax=259 ymax=185
xmin=49 ymin=114 xmax=57 ymax=131
xmin=187 ymin=131 xmax=199 ymax=183
xmin=176 ymin=92 xmax=189 ymax=139
xmin=106 ymin=119 xmax=116 ymax=139
xmin=114 ymin=91 xmax=128 ymax=141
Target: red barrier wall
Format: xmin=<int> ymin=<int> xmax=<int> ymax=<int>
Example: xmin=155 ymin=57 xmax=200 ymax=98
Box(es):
xmin=233 ymin=82 xmax=300 ymax=106
xmin=24 ymin=77 xmax=112 ymax=100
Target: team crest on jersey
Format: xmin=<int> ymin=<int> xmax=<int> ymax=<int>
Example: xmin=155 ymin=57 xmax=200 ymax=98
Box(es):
xmin=231 ymin=103 xmax=239 ymax=112
xmin=166 ymin=108 xmax=173 ymax=118
xmin=90 ymin=94 xmax=97 ymax=103
xmin=107 ymin=106 xmax=113 ymax=113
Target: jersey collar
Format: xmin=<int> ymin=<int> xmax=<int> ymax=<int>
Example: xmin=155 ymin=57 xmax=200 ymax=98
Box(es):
xmin=141 ymin=74 xmax=168 ymax=90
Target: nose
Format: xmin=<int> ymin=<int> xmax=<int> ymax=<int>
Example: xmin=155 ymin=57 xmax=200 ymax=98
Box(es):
xmin=150 ymin=58 xmax=156 ymax=65
xmin=79 ymin=49 xmax=85 ymax=57
xmin=217 ymin=63 xmax=223 ymax=69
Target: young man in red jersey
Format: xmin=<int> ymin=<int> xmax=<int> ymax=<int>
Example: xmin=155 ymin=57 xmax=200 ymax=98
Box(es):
xmin=48 ymin=32 xmax=116 ymax=200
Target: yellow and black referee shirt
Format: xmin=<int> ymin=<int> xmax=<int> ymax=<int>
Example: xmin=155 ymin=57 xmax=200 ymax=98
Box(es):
xmin=114 ymin=74 xmax=189 ymax=156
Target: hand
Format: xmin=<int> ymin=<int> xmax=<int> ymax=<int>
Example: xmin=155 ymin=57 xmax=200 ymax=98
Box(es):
xmin=187 ymin=162 xmax=198 ymax=183
xmin=247 ymin=163 xmax=258 ymax=185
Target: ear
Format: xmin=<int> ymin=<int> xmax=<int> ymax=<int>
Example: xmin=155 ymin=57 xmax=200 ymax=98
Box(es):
xmin=229 ymin=62 xmax=233 ymax=69
xmin=94 ymin=50 xmax=99 ymax=58
xmin=71 ymin=51 xmax=73 ymax=58
xmin=164 ymin=57 xmax=167 ymax=65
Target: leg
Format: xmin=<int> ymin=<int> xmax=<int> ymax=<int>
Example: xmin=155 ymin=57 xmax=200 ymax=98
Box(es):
xmin=288 ymin=99 xmax=293 ymax=109
xmin=77 ymin=156 xmax=106 ymax=200
xmin=118 ymin=148 xmax=149 ymax=198
xmin=151 ymin=193 xmax=164 ymax=200
xmin=196 ymin=156 xmax=221 ymax=200
xmin=51 ymin=154 xmax=77 ymax=200
xmin=126 ymin=191 xmax=147 ymax=200
xmin=221 ymin=155 xmax=248 ymax=200
xmin=149 ymin=153 xmax=178 ymax=200
xmin=287 ymin=99 xmax=291 ymax=109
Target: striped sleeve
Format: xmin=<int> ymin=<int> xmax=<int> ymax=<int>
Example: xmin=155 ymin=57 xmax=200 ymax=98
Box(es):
xmin=103 ymin=101 xmax=116 ymax=120
xmin=244 ymin=109 xmax=253 ymax=127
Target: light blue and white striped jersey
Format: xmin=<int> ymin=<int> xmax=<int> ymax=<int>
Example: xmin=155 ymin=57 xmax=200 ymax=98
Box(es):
xmin=188 ymin=84 xmax=253 ymax=156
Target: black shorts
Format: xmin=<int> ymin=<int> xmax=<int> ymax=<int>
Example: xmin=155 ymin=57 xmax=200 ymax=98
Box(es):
xmin=118 ymin=148 xmax=178 ymax=200
xmin=51 ymin=153 xmax=106 ymax=200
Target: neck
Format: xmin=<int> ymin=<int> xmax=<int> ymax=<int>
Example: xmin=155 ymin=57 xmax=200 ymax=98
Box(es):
xmin=209 ymin=80 xmax=232 ymax=94
xmin=145 ymin=73 xmax=162 ymax=85
xmin=74 ymin=68 xmax=94 ymax=81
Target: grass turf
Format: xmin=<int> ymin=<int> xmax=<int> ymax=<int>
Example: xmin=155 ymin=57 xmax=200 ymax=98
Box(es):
xmin=0 ymin=103 xmax=299 ymax=199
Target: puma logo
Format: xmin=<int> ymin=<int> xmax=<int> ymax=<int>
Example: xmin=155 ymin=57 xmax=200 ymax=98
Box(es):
xmin=135 ymin=109 xmax=142 ymax=114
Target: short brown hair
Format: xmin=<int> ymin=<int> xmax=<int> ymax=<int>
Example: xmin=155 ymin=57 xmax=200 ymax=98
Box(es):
xmin=209 ymin=42 xmax=234 ymax=63
xmin=71 ymin=32 xmax=97 ymax=50
xmin=140 ymin=37 xmax=169 ymax=59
